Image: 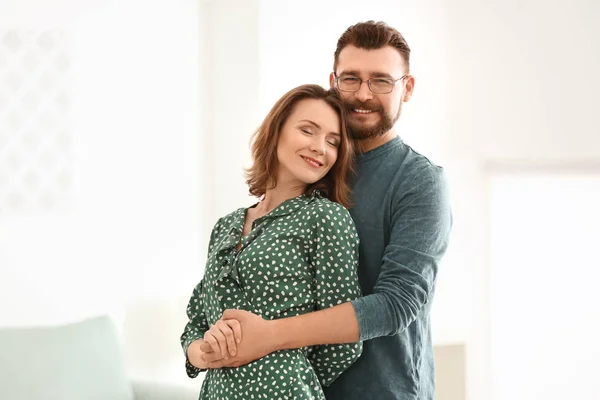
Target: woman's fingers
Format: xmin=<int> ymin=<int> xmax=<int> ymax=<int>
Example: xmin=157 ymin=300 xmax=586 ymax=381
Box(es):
xmin=200 ymin=340 xmax=215 ymax=353
xmin=204 ymin=329 xmax=227 ymax=359
xmin=204 ymin=318 xmax=243 ymax=359
xmin=202 ymin=348 xmax=226 ymax=363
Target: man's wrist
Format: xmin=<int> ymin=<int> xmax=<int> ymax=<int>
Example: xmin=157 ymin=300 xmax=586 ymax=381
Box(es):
xmin=269 ymin=318 xmax=288 ymax=352
xmin=270 ymin=317 xmax=297 ymax=351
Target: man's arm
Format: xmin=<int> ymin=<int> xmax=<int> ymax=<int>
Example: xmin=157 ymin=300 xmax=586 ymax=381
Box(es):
xmin=274 ymin=302 xmax=360 ymax=348
xmin=275 ymin=167 xmax=451 ymax=344
xmin=202 ymin=300 xmax=360 ymax=367
xmin=351 ymin=167 xmax=452 ymax=340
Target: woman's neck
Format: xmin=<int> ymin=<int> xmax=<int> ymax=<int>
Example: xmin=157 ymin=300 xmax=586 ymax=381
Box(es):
xmin=256 ymin=183 xmax=305 ymax=216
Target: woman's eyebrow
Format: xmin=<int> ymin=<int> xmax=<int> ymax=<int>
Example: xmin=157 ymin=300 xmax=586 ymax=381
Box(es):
xmin=300 ymin=119 xmax=321 ymax=129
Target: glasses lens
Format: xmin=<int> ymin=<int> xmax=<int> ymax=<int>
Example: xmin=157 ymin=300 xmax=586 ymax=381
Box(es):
xmin=369 ymin=78 xmax=394 ymax=93
xmin=338 ymin=76 xmax=361 ymax=92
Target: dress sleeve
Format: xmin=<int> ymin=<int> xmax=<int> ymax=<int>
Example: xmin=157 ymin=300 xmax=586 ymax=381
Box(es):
xmin=180 ymin=219 xmax=221 ymax=378
xmin=307 ymin=202 xmax=363 ymax=387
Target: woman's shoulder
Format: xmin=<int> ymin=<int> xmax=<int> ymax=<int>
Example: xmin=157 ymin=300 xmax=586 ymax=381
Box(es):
xmin=305 ymin=196 xmax=358 ymax=242
xmin=210 ymin=207 xmax=245 ymax=232
xmin=307 ymin=195 xmax=354 ymax=223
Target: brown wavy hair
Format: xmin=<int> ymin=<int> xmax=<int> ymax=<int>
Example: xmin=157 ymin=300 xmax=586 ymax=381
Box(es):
xmin=245 ymin=84 xmax=355 ymax=208
xmin=333 ymin=20 xmax=411 ymax=73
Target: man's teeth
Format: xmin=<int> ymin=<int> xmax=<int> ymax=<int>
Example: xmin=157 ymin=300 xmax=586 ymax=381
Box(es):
xmin=354 ymin=109 xmax=374 ymax=114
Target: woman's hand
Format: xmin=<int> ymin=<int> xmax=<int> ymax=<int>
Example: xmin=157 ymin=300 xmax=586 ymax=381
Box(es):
xmin=200 ymin=309 xmax=279 ymax=368
xmin=186 ymin=339 xmax=215 ymax=370
xmin=203 ymin=319 xmax=242 ymax=360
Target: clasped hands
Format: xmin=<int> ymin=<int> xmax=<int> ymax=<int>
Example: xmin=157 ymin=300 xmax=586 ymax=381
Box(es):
xmin=187 ymin=309 xmax=278 ymax=369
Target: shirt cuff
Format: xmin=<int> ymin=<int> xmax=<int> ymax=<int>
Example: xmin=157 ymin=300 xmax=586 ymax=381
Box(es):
xmin=351 ymin=294 xmax=391 ymax=341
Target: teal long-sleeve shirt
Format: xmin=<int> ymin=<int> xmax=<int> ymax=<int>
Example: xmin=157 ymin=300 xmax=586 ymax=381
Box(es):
xmin=324 ymin=137 xmax=453 ymax=400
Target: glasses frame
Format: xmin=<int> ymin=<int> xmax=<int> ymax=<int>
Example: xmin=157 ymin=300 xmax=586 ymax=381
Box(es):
xmin=333 ymin=73 xmax=408 ymax=94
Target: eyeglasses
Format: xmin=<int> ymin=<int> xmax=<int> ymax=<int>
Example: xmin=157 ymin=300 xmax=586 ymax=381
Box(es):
xmin=334 ymin=73 xmax=407 ymax=94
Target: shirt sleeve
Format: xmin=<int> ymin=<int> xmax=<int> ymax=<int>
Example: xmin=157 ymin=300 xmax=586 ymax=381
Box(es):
xmin=307 ymin=201 xmax=363 ymax=387
xmin=351 ymin=166 xmax=453 ymax=341
xmin=180 ymin=219 xmax=221 ymax=378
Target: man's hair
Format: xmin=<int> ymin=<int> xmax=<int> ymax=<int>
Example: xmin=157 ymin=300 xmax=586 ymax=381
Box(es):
xmin=245 ymin=84 xmax=355 ymax=208
xmin=333 ymin=20 xmax=411 ymax=73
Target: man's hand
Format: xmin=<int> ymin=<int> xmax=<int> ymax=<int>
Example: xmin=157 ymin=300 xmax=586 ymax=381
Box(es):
xmin=199 ymin=309 xmax=279 ymax=368
xmin=203 ymin=319 xmax=242 ymax=360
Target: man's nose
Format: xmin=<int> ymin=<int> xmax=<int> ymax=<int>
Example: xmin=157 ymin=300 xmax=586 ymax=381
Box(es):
xmin=355 ymin=81 xmax=373 ymax=103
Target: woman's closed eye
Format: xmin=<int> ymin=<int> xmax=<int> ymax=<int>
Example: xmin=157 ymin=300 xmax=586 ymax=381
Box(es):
xmin=300 ymin=126 xmax=338 ymax=147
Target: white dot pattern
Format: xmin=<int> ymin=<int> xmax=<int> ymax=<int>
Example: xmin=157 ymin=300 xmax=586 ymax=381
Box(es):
xmin=181 ymin=193 xmax=363 ymax=399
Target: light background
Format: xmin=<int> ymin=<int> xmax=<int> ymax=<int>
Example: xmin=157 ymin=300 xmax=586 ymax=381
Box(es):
xmin=1 ymin=0 xmax=599 ymax=398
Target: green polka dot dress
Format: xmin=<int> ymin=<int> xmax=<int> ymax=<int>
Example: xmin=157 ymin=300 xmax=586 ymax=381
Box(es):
xmin=181 ymin=192 xmax=363 ymax=399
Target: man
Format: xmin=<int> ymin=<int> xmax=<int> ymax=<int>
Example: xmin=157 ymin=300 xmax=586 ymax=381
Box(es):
xmin=188 ymin=20 xmax=452 ymax=400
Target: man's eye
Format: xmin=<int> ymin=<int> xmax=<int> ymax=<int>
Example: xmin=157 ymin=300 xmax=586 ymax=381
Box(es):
xmin=341 ymin=77 xmax=360 ymax=83
xmin=372 ymin=78 xmax=392 ymax=85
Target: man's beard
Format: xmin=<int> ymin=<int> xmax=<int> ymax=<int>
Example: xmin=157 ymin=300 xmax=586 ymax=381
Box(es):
xmin=345 ymin=101 xmax=401 ymax=141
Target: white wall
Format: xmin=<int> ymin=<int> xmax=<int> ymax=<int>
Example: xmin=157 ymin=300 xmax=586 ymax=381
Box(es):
xmin=0 ymin=0 xmax=202 ymax=388
xmin=199 ymin=0 xmax=261 ymax=222
xmin=445 ymin=0 xmax=600 ymax=163
xmin=489 ymin=173 xmax=600 ymax=400
xmin=444 ymin=1 xmax=600 ymax=398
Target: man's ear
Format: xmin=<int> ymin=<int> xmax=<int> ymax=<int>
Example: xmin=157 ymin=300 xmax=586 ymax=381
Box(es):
xmin=403 ymin=75 xmax=415 ymax=102
xmin=329 ymin=72 xmax=336 ymax=89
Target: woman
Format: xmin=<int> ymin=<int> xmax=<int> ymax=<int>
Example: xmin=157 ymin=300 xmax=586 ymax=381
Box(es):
xmin=181 ymin=84 xmax=362 ymax=399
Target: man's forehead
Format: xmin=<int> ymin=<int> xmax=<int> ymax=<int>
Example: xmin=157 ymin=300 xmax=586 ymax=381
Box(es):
xmin=336 ymin=45 xmax=405 ymax=75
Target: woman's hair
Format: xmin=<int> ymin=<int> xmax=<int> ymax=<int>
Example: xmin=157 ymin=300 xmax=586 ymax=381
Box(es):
xmin=245 ymin=84 xmax=355 ymax=208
